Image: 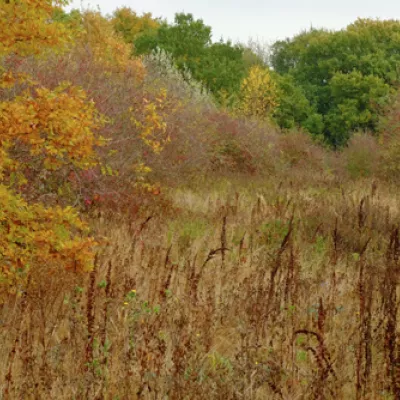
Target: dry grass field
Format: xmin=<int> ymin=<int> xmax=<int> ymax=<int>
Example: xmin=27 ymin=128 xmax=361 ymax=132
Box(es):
xmin=2 ymin=176 xmax=400 ymax=399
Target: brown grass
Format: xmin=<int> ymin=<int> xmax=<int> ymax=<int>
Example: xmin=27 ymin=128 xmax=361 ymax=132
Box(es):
xmin=1 ymin=175 xmax=400 ymax=399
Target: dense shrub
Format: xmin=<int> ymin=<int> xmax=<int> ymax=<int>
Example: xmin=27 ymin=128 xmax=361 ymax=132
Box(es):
xmin=342 ymin=133 xmax=380 ymax=179
xmin=378 ymin=94 xmax=400 ymax=183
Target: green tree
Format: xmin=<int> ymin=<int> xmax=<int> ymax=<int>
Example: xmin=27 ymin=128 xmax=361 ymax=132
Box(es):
xmin=198 ymin=41 xmax=246 ymax=101
xmin=135 ymin=13 xmax=211 ymax=67
xmin=52 ymin=7 xmax=84 ymax=33
xmin=272 ymin=74 xmax=323 ymax=135
xmin=270 ymin=19 xmax=400 ymax=145
xmin=325 ymin=71 xmax=391 ymax=146
xmin=134 ymin=13 xmax=246 ymax=101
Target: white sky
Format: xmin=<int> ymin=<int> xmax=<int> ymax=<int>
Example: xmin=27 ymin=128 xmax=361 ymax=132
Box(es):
xmin=65 ymin=0 xmax=400 ymax=44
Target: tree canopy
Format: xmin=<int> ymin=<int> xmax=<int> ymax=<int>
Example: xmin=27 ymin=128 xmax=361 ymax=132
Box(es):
xmin=132 ymin=13 xmax=248 ymax=102
xmin=270 ymin=19 xmax=400 ymax=146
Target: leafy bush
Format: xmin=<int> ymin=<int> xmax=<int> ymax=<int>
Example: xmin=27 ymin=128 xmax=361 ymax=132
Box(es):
xmin=111 ymin=7 xmax=160 ymax=46
xmin=0 ymin=0 xmax=102 ymax=295
xmin=342 ymin=133 xmax=379 ymax=179
xmin=378 ymin=94 xmax=400 ymax=182
xmin=134 ymin=13 xmax=247 ymax=102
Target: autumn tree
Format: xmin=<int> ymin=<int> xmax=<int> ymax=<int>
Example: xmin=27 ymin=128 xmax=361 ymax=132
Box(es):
xmin=0 ymin=0 xmax=104 ymax=295
xmin=31 ymin=7 xmax=172 ymax=213
xmin=52 ymin=7 xmax=84 ymax=35
xmin=236 ymin=65 xmax=278 ymax=119
xmin=111 ymin=7 xmax=160 ymax=48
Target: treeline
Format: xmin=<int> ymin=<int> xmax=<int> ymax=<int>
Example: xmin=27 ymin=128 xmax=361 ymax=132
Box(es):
xmin=56 ymin=7 xmax=400 ymax=147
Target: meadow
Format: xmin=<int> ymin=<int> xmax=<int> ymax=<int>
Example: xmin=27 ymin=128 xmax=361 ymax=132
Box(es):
xmin=2 ymin=175 xmax=400 ymax=399
xmin=1 ymin=3 xmax=400 ymax=399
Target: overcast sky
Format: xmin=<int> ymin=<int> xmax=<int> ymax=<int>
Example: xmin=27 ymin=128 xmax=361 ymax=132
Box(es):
xmin=66 ymin=0 xmax=400 ymax=44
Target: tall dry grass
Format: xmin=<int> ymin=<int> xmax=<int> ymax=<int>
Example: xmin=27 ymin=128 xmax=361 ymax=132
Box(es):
xmin=1 ymin=176 xmax=400 ymax=399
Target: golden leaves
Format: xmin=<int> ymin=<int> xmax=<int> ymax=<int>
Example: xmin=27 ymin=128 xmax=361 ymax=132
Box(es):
xmin=76 ymin=11 xmax=146 ymax=78
xmin=237 ymin=65 xmax=279 ymax=119
xmin=130 ymin=88 xmax=170 ymax=154
xmin=0 ymin=0 xmax=102 ymax=295
xmin=0 ymin=83 xmax=106 ymax=171
xmin=0 ymin=0 xmax=70 ymax=57
xmin=111 ymin=7 xmax=160 ymax=44
xmin=0 ymin=184 xmax=96 ymax=294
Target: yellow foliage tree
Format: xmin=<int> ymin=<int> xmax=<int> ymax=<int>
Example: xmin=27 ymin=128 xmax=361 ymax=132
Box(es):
xmin=0 ymin=83 xmax=104 ymax=172
xmin=50 ymin=9 xmax=146 ymax=78
xmin=0 ymin=0 xmax=104 ymax=296
xmin=0 ymin=0 xmax=69 ymax=57
xmin=111 ymin=7 xmax=160 ymax=45
xmin=77 ymin=11 xmax=146 ymax=75
xmin=237 ymin=65 xmax=278 ymax=119
xmin=0 ymin=188 xmax=96 ymax=294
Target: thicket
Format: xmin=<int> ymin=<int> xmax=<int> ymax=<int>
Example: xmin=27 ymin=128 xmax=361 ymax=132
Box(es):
xmin=110 ymin=8 xmax=400 ymax=147
xmin=52 ymin=8 xmax=400 ymax=149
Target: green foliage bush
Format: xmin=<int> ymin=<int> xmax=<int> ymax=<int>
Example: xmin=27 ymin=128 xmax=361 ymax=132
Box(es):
xmin=342 ymin=133 xmax=379 ymax=179
xmin=378 ymin=95 xmax=400 ymax=182
xmin=272 ymin=74 xmax=323 ymax=135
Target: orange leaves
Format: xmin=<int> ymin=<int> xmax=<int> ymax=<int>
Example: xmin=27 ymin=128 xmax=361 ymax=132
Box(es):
xmin=0 ymin=82 xmax=106 ymax=172
xmin=111 ymin=7 xmax=160 ymax=44
xmin=76 ymin=11 xmax=146 ymax=78
xmin=0 ymin=70 xmax=36 ymax=89
xmin=0 ymin=184 xmax=96 ymax=294
xmin=0 ymin=0 xmax=70 ymax=57
xmin=130 ymin=89 xmax=170 ymax=154
xmin=0 ymin=0 xmax=103 ymax=294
